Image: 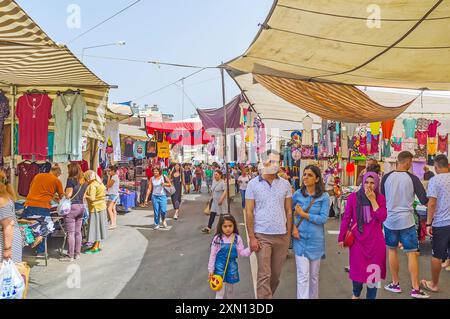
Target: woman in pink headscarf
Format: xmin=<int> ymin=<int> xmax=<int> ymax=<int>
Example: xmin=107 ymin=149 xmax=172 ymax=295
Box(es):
xmin=338 ymin=172 xmax=387 ymax=299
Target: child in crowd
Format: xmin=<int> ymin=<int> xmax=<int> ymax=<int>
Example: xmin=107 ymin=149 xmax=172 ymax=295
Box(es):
xmin=208 ymin=215 xmax=251 ymax=299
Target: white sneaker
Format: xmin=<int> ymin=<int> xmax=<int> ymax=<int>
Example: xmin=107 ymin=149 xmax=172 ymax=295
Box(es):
xmin=154 ymin=225 xmax=160 ymax=230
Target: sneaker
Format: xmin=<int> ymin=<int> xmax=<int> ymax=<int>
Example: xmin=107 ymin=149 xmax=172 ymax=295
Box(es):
xmin=384 ymin=282 xmax=402 ymax=293
xmin=411 ymin=289 xmax=430 ymax=299
xmin=154 ymin=225 xmax=160 ymax=230
xmin=173 ymin=213 xmax=178 ymax=220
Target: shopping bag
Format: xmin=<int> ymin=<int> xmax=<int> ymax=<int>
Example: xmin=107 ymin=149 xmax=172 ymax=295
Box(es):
xmin=15 ymin=262 xmax=30 ymax=299
xmin=57 ymin=198 xmax=72 ymax=216
xmin=0 ymin=260 xmax=25 ymax=299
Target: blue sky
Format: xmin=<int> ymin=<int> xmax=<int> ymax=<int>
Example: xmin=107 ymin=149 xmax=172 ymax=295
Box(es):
xmin=16 ymin=0 xmax=273 ymax=119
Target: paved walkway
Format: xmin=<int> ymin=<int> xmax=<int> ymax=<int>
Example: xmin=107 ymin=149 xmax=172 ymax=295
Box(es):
xmin=25 ymin=189 xmax=450 ymax=299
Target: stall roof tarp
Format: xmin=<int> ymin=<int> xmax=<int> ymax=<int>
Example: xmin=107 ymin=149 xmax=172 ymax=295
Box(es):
xmin=226 ymin=0 xmax=450 ymax=91
xmin=0 ymin=0 xmax=109 ymax=88
xmin=0 ymin=0 xmax=113 ymax=140
xmin=146 ymin=120 xmax=211 ymax=145
xmin=197 ymin=94 xmax=245 ymax=132
xmin=252 ymin=73 xmax=414 ymax=122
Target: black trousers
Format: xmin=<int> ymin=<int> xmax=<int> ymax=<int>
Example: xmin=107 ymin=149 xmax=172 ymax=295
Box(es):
xmin=208 ymin=212 xmax=217 ymax=229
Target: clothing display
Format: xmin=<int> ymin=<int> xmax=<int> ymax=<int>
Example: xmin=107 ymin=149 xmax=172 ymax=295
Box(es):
xmin=36 ymin=161 xmax=52 ymax=173
xmin=427 ymin=137 xmax=438 ymax=156
xmin=17 ymin=161 xmax=40 ymax=197
xmin=370 ymin=134 xmax=379 ymax=154
xmin=438 ymin=119 xmax=450 ymax=135
xmin=416 ymin=131 xmax=428 ymax=146
xmin=123 ymin=137 xmax=135 ymax=157
xmin=104 ymin=121 xmax=121 ymax=161
xmin=392 ymin=119 xmax=404 ymax=138
xmin=427 ymin=120 xmax=441 ymax=138
xmin=416 ymin=118 xmax=432 ymax=132
xmin=402 ymin=138 xmax=416 ymax=155
xmin=369 ymin=122 xmax=381 ymax=135
xmin=391 ymin=137 xmax=402 ymax=152
xmin=438 ymin=134 xmax=448 ymax=154
xmin=133 ymin=141 xmax=146 ymax=160
xmin=0 ymin=91 xmax=9 ymax=166
xmin=382 ymin=140 xmax=391 ymax=158
xmin=403 ymin=118 xmax=417 ymax=139
xmin=16 ymin=93 xmax=52 ymax=159
xmin=381 ymin=119 xmax=395 ymax=140
xmin=359 ymin=136 xmax=368 ymax=155
xmin=345 ymin=123 xmax=358 ymax=137
xmin=414 ymin=144 xmax=427 ymax=160
xmin=157 ymin=139 xmax=170 ymax=159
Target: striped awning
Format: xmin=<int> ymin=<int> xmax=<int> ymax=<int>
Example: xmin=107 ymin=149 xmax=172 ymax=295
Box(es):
xmin=253 ymin=74 xmax=415 ymax=122
xmin=0 ymin=0 xmax=112 ymax=140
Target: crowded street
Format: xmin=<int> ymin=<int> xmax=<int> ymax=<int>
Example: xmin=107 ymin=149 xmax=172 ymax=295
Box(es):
xmin=1 ymin=0 xmax=450 ymax=305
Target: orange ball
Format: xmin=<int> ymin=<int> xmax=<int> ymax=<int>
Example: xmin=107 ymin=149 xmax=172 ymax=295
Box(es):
xmin=209 ymin=275 xmax=223 ymax=291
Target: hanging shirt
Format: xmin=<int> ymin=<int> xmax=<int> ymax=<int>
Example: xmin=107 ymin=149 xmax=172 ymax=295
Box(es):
xmin=438 ymin=134 xmax=448 ymax=154
xmin=133 ymin=141 xmax=146 ymax=160
xmin=391 ymin=137 xmax=403 ymax=152
xmin=345 ymin=123 xmax=357 ymax=137
xmin=427 ymin=120 xmax=441 ymax=138
xmin=416 ymin=118 xmax=431 ymax=132
xmin=16 ymin=93 xmax=52 ymax=159
xmin=369 ymin=122 xmax=381 ymax=136
xmin=414 ymin=144 xmax=427 ymax=160
xmin=416 ymin=131 xmax=428 ymax=146
xmin=370 ymin=134 xmax=380 ymax=154
xmin=427 ymin=137 xmax=438 ymax=156
xmin=381 ymin=119 xmax=395 ymax=140
xmin=392 ymin=119 xmax=404 ymax=138
xmin=123 ymin=137 xmax=135 ymax=157
xmin=104 ymin=121 xmax=121 ymax=161
xmin=382 ymin=140 xmax=391 ymax=158
xmin=17 ymin=162 xmax=40 ymax=197
xmin=65 ymin=93 xmax=87 ymax=161
xmin=437 ymin=119 xmax=450 ymax=135
xmin=0 ymin=92 xmax=9 ymax=166
xmin=403 ymin=118 xmax=417 ymax=139
xmin=402 ymin=138 xmax=416 ymax=155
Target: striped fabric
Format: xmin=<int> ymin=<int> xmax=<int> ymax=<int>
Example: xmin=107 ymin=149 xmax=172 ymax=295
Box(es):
xmin=0 ymin=0 xmax=112 ymax=140
xmin=253 ymin=74 xmax=415 ymax=123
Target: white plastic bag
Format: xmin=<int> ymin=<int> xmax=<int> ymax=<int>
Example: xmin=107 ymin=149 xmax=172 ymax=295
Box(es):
xmin=57 ymin=197 xmax=72 ymax=216
xmin=0 ymin=260 xmax=25 ymax=299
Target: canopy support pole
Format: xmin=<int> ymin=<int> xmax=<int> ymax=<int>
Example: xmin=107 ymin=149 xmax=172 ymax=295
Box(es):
xmin=10 ymin=85 xmax=16 ymax=188
xmin=221 ymin=66 xmax=230 ymax=214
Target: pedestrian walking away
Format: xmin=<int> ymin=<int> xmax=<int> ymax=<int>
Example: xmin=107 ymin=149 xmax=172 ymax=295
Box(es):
xmin=381 ymin=151 xmax=430 ymax=298
xmin=202 ymin=170 xmax=227 ymax=234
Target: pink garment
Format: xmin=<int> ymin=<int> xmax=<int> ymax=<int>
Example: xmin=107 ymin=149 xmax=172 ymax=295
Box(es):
xmin=438 ymin=134 xmax=448 ymax=153
xmin=359 ymin=136 xmax=368 ymax=155
xmin=16 ymin=93 xmax=52 ymax=158
xmin=370 ymin=135 xmax=379 ymax=154
xmin=428 ymin=120 xmax=441 ymax=138
xmin=339 ymin=192 xmax=387 ymax=284
xmin=416 ymin=131 xmax=427 ymax=146
xmin=208 ymin=234 xmax=251 ymax=273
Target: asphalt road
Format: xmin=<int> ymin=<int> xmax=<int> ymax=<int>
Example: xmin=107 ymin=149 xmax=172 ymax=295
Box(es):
xmin=25 ymin=188 xmax=450 ymax=299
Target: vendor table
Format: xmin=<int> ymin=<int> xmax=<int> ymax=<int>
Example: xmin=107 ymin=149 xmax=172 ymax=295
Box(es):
xmin=119 ymin=191 xmax=137 ymax=213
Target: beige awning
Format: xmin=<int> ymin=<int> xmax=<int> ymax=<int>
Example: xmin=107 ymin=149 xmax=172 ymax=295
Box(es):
xmin=0 ymin=0 xmax=112 ymax=140
xmin=227 ymin=0 xmax=450 ymax=90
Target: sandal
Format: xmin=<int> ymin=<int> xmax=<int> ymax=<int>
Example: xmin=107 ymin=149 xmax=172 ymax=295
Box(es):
xmin=420 ymin=279 xmax=439 ymax=292
xmin=84 ymin=248 xmax=102 ymax=254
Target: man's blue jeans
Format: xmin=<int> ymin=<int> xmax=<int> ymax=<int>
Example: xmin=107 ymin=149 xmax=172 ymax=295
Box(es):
xmin=22 ymin=206 xmax=51 ymax=254
xmin=151 ymin=195 xmax=167 ymax=226
xmin=240 ymin=190 xmax=246 ymax=209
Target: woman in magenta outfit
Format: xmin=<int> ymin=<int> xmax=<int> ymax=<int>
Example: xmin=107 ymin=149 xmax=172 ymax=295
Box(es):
xmin=338 ymin=172 xmax=387 ymax=299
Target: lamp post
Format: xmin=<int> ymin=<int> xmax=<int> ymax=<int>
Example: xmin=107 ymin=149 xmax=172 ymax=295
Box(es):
xmin=81 ymin=41 xmax=126 ymax=62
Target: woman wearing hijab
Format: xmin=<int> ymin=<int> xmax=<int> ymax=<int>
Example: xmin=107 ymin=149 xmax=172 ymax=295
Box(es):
xmin=84 ymin=170 xmax=108 ymax=254
xmin=338 ymin=172 xmax=387 ymax=299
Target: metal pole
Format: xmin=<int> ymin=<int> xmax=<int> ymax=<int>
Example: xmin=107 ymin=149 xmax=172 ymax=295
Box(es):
xmin=181 ymin=79 xmax=185 ymax=163
xmin=10 ymin=85 xmax=16 ymax=189
xmin=220 ymin=66 xmax=230 ymax=214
